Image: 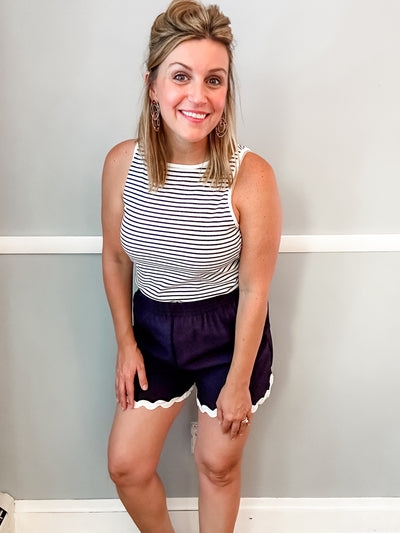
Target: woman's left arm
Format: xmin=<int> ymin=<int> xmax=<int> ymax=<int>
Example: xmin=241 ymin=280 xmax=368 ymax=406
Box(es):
xmin=216 ymin=152 xmax=282 ymax=438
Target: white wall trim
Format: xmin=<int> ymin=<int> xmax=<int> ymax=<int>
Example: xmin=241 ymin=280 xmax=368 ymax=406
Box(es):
xmin=14 ymin=498 xmax=400 ymax=533
xmin=1 ymin=234 xmax=400 ymax=255
xmin=280 ymin=234 xmax=400 ymax=253
xmin=0 ymin=236 xmax=102 ymax=255
xmin=14 ymin=497 xmax=400 ymax=513
xmin=15 ymin=498 xmax=197 ymax=513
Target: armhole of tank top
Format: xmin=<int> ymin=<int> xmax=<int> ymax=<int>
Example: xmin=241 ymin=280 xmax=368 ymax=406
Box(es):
xmin=228 ymin=146 xmax=251 ymax=228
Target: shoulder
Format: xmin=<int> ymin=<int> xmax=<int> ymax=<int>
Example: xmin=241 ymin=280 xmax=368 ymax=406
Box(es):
xmin=234 ymin=150 xmax=277 ymax=202
xmin=102 ymin=139 xmax=136 ymax=194
xmin=102 ymin=139 xmax=136 ymax=207
xmin=231 ymin=150 xmax=281 ymax=226
xmin=237 ymin=150 xmax=275 ymax=185
xmin=103 ymin=139 xmax=136 ymax=173
xmin=232 ymin=152 xmax=282 ymax=241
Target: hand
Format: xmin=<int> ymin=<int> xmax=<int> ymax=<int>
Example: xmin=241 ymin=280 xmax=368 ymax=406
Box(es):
xmin=216 ymin=381 xmax=252 ymax=439
xmin=115 ymin=341 xmax=148 ymax=410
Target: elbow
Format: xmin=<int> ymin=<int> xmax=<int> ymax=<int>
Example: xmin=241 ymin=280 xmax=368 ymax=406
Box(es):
xmin=238 ymin=284 xmax=270 ymax=310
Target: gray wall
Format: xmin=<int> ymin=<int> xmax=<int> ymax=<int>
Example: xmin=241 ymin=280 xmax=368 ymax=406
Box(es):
xmin=1 ymin=0 xmax=399 ymax=499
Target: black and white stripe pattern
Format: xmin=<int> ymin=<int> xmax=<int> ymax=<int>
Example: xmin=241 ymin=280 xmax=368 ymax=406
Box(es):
xmin=120 ymin=144 xmax=250 ymax=302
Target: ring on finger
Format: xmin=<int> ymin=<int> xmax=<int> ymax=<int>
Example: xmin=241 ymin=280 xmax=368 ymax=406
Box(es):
xmin=240 ymin=416 xmax=249 ymax=425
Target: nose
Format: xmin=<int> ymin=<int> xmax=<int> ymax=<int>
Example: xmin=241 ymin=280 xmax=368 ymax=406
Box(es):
xmin=188 ymin=80 xmax=207 ymax=105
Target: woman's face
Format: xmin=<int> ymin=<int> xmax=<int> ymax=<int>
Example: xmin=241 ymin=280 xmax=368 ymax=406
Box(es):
xmin=149 ymin=38 xmax=229 ymax=155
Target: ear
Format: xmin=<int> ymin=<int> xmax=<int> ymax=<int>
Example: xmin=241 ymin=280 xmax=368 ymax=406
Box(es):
xmin=149 ymin=86 xmax=157 ymax=102
xmin=146 ymin=72 xmax=157 ymax=101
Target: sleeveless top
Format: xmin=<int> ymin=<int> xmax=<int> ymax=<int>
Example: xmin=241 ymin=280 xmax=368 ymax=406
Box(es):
xmin=120 ymin=143 xmax=250 ymax=302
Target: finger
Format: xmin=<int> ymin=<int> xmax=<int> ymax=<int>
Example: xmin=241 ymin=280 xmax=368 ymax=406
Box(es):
xmin=118 ymin=379 xmax=128 ymax=411
xmin=137 ymin=362 xmax=148 ymax=391
xmin=115 ymin=375 xmax=119 ymax=400
xmin=125 ymin=377 xmax=135 ymax=410
xmin=221 ymin=417 xmax=232 ymax=434
xmin=217 ymin=406 xmax=223 ymax=426
xmin=239 ymin=415 xmax=251 ymax=436
xmin=230 ymin=420 xmax=241 ymax=440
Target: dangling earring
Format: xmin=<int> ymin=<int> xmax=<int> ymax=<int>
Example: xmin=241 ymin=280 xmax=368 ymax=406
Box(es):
xmin=150 ymin=100 xmax=160 ymax=132
xmin=215 ymin=113 xmax=228 ymax=138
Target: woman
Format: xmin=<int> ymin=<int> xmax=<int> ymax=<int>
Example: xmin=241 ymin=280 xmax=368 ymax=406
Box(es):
xmin=102 ymin=1 xmax=281 ymax=531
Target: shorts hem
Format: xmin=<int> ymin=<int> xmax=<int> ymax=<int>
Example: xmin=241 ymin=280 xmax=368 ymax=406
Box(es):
xmin=196 ymin=373 xmax=274 ymax=418
xmin=134 ymin=384 xmax=195 ymax=410
xmin=196 ymin=399 xmax=218 ymax=418
xmin=250 ymin=373 xmax=274 ymax=413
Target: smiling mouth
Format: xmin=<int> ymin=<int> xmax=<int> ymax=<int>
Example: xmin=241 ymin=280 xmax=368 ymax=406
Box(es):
xmin=180 ymin=110 xmax=209 ymax=120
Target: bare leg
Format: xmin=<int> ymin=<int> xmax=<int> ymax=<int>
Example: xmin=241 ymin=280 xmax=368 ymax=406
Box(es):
xmin=194 ymin=410 xmax=250 ymax=533
xmin=108 ymin=401 xmax=185 ymax=533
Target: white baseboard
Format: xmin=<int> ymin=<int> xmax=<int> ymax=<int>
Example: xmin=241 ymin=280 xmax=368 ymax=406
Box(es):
xmin=14 ymin=498 xmax=400 ymax=533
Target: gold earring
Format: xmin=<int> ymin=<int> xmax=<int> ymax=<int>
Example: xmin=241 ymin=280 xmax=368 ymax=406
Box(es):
xmin=150 ymin=100 xmax=161 ymax=132
xmin=215 ymin=114 xmax=227 ymax=138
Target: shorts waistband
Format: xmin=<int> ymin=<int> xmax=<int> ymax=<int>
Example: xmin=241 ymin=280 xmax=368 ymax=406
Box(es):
xmin=134 ymin=288 xmax=239 ymax=316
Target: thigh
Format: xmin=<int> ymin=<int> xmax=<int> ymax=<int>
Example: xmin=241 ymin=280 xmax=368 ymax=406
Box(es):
xmin=108 ymin=401 xmax=185 ymax=474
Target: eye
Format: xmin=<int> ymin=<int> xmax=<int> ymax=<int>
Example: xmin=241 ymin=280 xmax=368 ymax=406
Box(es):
xmin=207 ymin=77 xmax=222 ymax=86
xmin=173 ymin=72 xmax=189 ymax=82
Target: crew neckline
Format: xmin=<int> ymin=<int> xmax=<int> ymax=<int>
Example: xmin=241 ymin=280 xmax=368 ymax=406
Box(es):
xmin=167 ymin=160 xmax=209 ymax=169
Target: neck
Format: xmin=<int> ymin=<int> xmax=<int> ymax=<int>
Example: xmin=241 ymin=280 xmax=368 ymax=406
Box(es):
xmin=165 ymin=134 xmax=209 ymax=165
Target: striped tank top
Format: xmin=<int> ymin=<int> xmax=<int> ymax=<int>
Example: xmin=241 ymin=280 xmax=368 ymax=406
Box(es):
xmin=120 ymin=143 xmax=250 ymax=302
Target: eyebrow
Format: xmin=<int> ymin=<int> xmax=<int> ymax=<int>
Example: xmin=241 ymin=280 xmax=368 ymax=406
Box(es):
xmin=167 ymin=62 xmax=228 ymax=75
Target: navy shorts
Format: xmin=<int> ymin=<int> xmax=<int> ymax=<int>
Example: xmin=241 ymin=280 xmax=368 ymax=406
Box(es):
xmin=132 ymin=288 xmax=273 ymax=417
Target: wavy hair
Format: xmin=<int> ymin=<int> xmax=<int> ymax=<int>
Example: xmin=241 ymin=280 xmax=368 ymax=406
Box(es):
xmin=137 ymin=0 xmax=237 ymax=189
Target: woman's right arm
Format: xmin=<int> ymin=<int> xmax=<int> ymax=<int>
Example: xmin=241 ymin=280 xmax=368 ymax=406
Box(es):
xmin=101 ymin=139 xmax=148 ymax=410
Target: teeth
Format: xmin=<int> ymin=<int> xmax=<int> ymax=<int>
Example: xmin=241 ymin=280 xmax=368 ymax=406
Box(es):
xmin=181 ymin=111 xmax=207 ymax=119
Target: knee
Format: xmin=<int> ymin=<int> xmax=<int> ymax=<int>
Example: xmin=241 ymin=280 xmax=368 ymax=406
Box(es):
xmin=108 ymin=446 xmax=156 ymax=488
xmin=195 ymin=451 xmax=241 ymax=488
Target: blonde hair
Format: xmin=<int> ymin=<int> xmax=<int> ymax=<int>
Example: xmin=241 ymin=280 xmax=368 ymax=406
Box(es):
xmin=137 ymin=0 xmax=237 ymax=189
